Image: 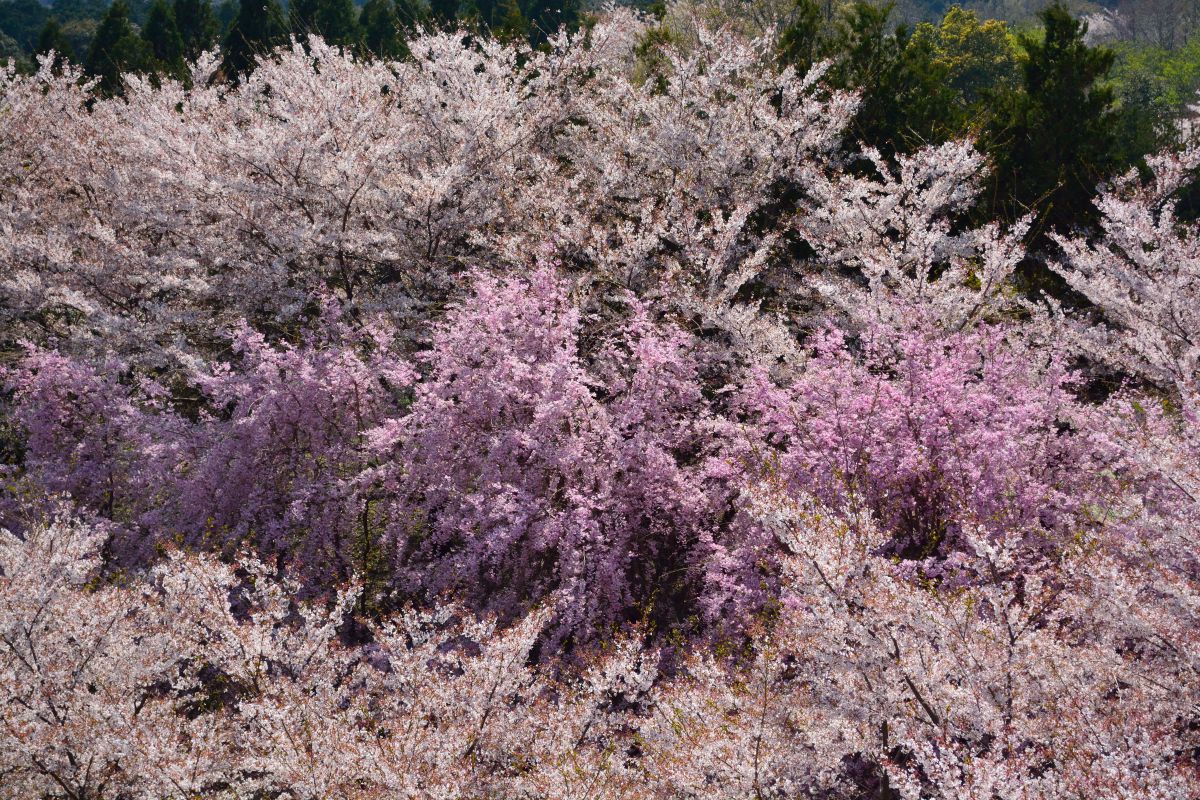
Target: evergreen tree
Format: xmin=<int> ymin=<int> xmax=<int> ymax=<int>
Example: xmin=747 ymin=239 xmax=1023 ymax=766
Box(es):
xmin=778 ymin=0 xmax=826 ymax=74
xmin=85 ymin=0 xmax=149 ymax=96
xmin=35 ymin=17 xmax=76 ymax=69
xmin=360 ymin=0 xmax=408 ymax=60
xmin=222 ymin=0 xmax=285 ymax=78
xmin=458 ymin=0 xmax=483 ymax=29
xmin=429 ymin=0 xmax=457 ymax=28
xmin=290 ymin=0 xmax=361 ymax=47
xmin=143 ymin=0 xmax=186 ymax=77
xmin=216 ymin=0 xmax=237 ymax=34
xmin=818 ymin=2 xmax=962 ymax=157
xmin=495 ymin=0 xmax=525 ymax=41
xmin=982 ymin=4 xmax=1123 ymax=236
xmin=174 ymin=0 xmax=219 ymax=59
xmin=525 ymin=0 xmax=576 ymax=43
xmin=464 ymin=0 xmax=500 ymax=30
xmin=394 ymin=0 xmax=427 ymax=30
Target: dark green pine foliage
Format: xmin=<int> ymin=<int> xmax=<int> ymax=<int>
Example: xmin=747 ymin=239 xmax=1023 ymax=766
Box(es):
xmin=222 ymin=0 xmax=286 ymax=78
xmin=429 ymin=0 xmax=457 ymax=28
xmin=479 ymin=0 xmax=499 ymax=29
xmin=494 ymin=0 xmax=525 ymax=41
xmin=290 ymin=0 xmax=361 ymax=48
xmin=35 ymin=17 xmax=76 ymax=68
xmin=360 ymin=0 xmax=408 ymax=60
xmin=85 ymin=0 xmax=150 ymax=96
xmin=215 ymin=0 xmax=238 ymax=34
xmin=174 ymin=0 xmax=220 ymax=59
xmin=393 ymin=0 xmax=428 ymax=30
xmin=777 ymin=0 xmax=826 ymax=74
xmin=142 ymin=0 xmax=186 ymax=77
xmin=981 ymin=3 xmax=1124 ymax=239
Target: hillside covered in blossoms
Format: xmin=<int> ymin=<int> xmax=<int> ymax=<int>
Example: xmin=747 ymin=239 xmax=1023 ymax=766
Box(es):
xmin=1 ymin=2 xmax=1198 ymax=797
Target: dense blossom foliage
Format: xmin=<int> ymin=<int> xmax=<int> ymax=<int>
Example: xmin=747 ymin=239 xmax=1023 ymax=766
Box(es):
xmin=2 ymin=6 xmax=1199 ymax=797
xmin=741 ymin=320 xmax=1107 ymax=562
xmin=5 ymin=305 xmax=414 ymax=578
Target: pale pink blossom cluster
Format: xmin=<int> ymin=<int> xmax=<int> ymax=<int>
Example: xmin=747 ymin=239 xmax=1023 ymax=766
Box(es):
xmin=1 ymin=7 xmax=1199 ymax=796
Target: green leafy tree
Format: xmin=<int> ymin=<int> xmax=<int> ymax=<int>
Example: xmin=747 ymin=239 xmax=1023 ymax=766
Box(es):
xmin=60 ymin=18 xmax=100 ymax=63
xmin=85 ymin=0 xmax=150 ymax=96
xmin=52 ymin=0 xmax=111 ymax=24
xmin=1108 ymin=35 xmax=1200 ymax=155
xmin=290 ymin=0 xmax=361 ymax=48
xmin=908 ymin=6 xmax=1019 ymax=104
xmin=142 ymin=0 xmax=186 ymax=77
xmin=222 ymin=0 xmax=286 ymax=78
xmin=173 ymin=0 xmax=220 ymax=59
xmin=35 ymin=17 xmax=76 ymax=68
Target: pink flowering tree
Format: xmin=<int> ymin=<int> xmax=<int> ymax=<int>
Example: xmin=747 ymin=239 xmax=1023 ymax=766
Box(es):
xmin=5 ymin=306 xmax=414 ymax=581
xmin=365 ymin=267 xmax=768 ymax=643
xmin=739 ymin=317 xmax=1109 ymax=566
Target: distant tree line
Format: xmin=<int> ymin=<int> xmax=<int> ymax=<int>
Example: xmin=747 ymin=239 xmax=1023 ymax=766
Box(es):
xmin=1 ymin=0 xmax=581 ymax=89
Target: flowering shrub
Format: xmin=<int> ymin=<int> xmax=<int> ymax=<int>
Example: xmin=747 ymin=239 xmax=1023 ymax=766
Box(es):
xmin=740 ymin=319 xmax=1110 ymax=564
xmin=5 ymin=306 xmax=413 ymax=580
xmin=369 ymin=268 xmax=768 ymax=641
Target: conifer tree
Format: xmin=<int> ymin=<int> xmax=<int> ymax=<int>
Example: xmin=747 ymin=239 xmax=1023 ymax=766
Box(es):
xmin=85 ymin=0 xmax=149 ymax=96
xmin=143 ymin=0 xmax=186 ymax=78
xmin=360 ymin=0 xmax=408 ymax=60
xmin=458 ymin=0 xmax=483 ymax=30
xmin=221 ymin=0 xmax=286 ymax=78
xmin=429 ymin=0 xmax=457 ymax=28
xmin=173 ymin=0 xmax=219 ymax=59
xmin=524 ymin=0 xmax=576 ymax=43
xmin=215 ymin=0 xmax=237 ymax=33
xmin=290 ymin=0 xmax=361 ymax=48
xmin=35 ymin=17 xmax=76 ymax=69
xmin=495 ymin=0 xmax=525 ymax=41
xmin=777 ymin=0 xmax=826 ymax=74
xmin=799 ymin=2 xmax=961 ymax=157
xmin=394 ymin=0 xmax=427 ymax=30
xmin=982 ymin=3 xmax=1122 ymax=237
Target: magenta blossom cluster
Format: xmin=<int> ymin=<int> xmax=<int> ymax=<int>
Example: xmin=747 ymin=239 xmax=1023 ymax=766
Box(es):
xmin=7 ymin=305 xmax=414 ymax=582
xmin=741 ymin=319 xmax=1114 ymax=569
xmin=5 ymin=271 xmax=1126 ymax=641
xmin=8 ymin=271 xmax=772 ymax=637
